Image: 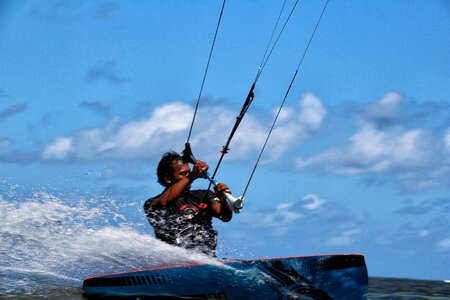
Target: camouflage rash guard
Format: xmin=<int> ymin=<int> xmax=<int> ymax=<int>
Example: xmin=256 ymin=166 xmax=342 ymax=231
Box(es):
xmin=144 ymin=189 xmax=218 ymax=256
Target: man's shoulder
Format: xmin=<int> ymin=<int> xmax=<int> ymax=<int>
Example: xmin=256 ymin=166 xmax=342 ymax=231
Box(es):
xmin=144 ymin=195 xmax=160 ymax=210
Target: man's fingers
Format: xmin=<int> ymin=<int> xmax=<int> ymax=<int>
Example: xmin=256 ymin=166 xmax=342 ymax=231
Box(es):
xmin=194 ymin=160 xmax=208 ymax=173
xmin=215 ymin=183 xmax=230 ymax=194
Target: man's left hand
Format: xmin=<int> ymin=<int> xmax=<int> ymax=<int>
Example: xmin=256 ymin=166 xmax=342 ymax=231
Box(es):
xmin=214 ymin=183 xmax=231 ymax=199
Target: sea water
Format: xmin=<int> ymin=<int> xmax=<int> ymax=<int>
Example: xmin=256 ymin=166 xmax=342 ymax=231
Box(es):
xmin=1 ymin=187 xmax=449 ymax=299
xmin=0 ymin=186 xmax=218 ymax=299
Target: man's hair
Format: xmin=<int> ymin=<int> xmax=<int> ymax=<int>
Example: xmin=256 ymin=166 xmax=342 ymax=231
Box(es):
xmin=156 ymin=151 xmax=183 ymax=187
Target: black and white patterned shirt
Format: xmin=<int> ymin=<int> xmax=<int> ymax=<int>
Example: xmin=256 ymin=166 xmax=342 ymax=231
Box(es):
xmin=144 ymin=189 xmax=218 ymax=256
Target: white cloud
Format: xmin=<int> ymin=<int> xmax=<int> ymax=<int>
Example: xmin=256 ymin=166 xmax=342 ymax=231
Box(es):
xmin=299 ymin=93 xmax=328 ymax=130
xmin=327 ymin=228 xmax=360 ymax=246
xmin=236 ymin=193 xmax=365 ymax=242
xmin=418 ymin=230 xmax=429 ymax=237
xmin=239 ymin=202 xmax=303 ymax=236
xmin=437 ymin=238 xmax=450 ymax=251
xmin=258 ymin=93 xmax=327 ymax=160
xmin=263 ymin=202 xmax=303 ymax=225
xmin=40 ymin=94 xmax=326 ymax=162
xmin=302 ymin=194 xmax=325 ymax=210
xmin=296 ymin=93 xmax=450 ymax=189
xmin=297 ymin=122 xmax=431 ymax=175
xmin=41 ymin=102 xmax=194 ymax=161
xmin=363 ymin=92 xmax=402 ymax=121
xmin=41 ymin=137 xmax=74 ymax=160
xmin=444 ymin=129 xmax=450 ymax=152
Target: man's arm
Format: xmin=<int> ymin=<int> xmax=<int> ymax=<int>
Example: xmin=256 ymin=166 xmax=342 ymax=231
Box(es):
xmin=152 ymin=160 xmax=208 ymax=208
xmin=153 ymin=177 xmax=191 ymax=208
xmin=211 ymin=182 xmax=233 ymax=222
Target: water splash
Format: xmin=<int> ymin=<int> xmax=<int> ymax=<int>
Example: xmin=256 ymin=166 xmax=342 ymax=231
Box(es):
xmin=0 ymin=189 xmax=218 ymax=296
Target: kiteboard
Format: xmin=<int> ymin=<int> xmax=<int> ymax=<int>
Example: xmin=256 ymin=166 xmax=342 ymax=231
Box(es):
xmin=82 ymin=253 xmax=368 ymax=299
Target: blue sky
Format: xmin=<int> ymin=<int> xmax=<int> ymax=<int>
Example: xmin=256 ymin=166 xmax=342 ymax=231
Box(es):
xmin=1 ymin=0 xmax=449 ymax=281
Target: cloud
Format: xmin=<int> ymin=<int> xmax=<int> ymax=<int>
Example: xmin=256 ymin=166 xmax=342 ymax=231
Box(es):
xmin=41 ymin=102 xmax=194 ymax=161
xmin=445 ymin=129 xmax=450 ymax=151
xmin=0 ymin=103 xmax=27 ymax=121
xmin=85 ymin=60 xmax=127 ymax=85
xmin=263 ymin=93 xmax=326 ymax=159
xmin=394 ymin=197 xmax=450 ymax=215
xmin=40 ymin=94 xmax=326 ymax=162
xmin=327 ymin=228 xmax=361 ymax=246
xmin=362 ymin=92 xmax=402 ymax=125
xmin=297 ymin=122 xmax=432 ymax=174
xmin=236 ymin=193 xmax=365 ymax=246
xmin=296 ymin=93 xmax=450 ymax=189
xmin=42 ymin=137 xmax=74 ymax=160
xmin=437 ymin=238 xmax=450 ymax=252
xmin=378 ymin=216 xmax=450 ymax=255
xmin=79 ymin=101 xmax=111 ymax=117
xmin=243 ymin=194 xmax=327 ymax=234
xmin=302 ymin=193 xmax=325 ymax=210
xmin=242 ymin=202 xmax=303 ymax=236
xmin=221 ymin=92 xmax=326 ymax=162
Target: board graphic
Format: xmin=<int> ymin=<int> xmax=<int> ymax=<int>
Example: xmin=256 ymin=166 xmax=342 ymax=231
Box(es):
xmin=83 ymin=254 xmax=368 ymax=299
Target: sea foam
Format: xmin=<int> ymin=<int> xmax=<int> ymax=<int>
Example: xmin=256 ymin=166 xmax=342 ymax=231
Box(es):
xmin=0 ymin=190 xmax=218 ymax=294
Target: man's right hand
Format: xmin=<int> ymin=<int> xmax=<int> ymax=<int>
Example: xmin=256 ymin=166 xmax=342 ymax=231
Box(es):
xmin=190 ymin=160 xmax=209 ymax=181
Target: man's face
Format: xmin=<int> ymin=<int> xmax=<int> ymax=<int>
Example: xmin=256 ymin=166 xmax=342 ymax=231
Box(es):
xmin=171 ymin=159 xmax=190 ymax=182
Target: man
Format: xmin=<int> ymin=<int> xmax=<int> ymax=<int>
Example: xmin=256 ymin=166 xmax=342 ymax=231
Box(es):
xmin=144 ymin=151 xmax=233 ymax=256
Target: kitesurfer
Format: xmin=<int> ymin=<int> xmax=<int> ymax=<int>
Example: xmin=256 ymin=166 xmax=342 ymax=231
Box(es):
xmin=144 ymin=151 xmax=233 ymax=256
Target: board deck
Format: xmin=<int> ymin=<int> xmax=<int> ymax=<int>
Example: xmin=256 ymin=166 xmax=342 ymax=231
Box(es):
xmin=82 ymin=254 xmax=368 ymax=299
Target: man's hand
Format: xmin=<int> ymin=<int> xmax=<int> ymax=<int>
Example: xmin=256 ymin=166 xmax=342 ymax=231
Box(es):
xmin=214 ymin=182 xmax=231 ymax=201
xmin=213 ymin=182 xmax=233 ymax=222
xmin=189 ymin=160 xmax=209 ymax=181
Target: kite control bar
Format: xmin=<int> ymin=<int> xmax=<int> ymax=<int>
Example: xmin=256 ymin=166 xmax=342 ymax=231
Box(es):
xmin=204 ymin=171 xmax=244 ymax=214
xmin=182 ymin=143 xmax=244 ymax=213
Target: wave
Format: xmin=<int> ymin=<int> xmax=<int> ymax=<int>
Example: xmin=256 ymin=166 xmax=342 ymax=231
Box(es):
xmin=0 ymin=190 xmax=218 ymax=295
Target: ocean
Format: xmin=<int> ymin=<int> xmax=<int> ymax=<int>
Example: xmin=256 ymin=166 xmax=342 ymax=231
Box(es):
xmin=368 ymin=277 xmax=450 ymax=299
xmin=3 ymin=277 xmax=449 ymax=299
xmin=1 ymin=190 xmax=449 ymax=299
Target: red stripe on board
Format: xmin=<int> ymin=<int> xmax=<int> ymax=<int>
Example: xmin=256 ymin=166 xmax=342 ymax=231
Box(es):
xmin=83 ymin=253 xmax=365 ymax=280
